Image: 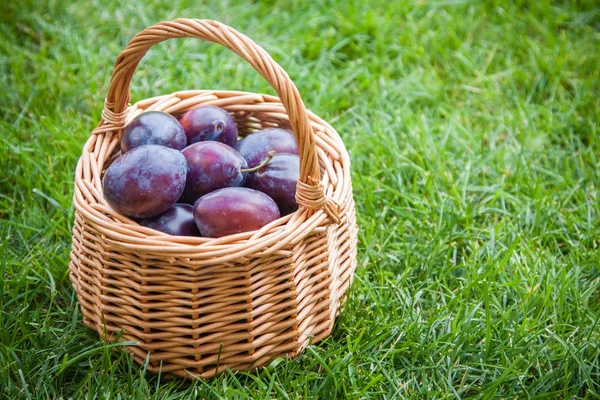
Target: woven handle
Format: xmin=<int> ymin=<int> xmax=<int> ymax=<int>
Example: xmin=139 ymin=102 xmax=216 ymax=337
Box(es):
xmin=94 ymin=18 xmax=339 ymax=222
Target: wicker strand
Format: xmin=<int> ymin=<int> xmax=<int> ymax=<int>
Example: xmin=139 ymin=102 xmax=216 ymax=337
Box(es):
xmin=296 ymin=177 xmax=341 ymax=224
xmin=91 ymin=100 xmax=130 ymax=135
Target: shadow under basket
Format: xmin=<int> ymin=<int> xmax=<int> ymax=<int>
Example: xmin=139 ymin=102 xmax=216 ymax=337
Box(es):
xmin=69 ymin=18 xmax=358 ymax=379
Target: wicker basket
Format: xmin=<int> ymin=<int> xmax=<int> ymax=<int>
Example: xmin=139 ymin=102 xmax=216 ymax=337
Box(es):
xmin=69 ymin=18 xmax=358 ymax=379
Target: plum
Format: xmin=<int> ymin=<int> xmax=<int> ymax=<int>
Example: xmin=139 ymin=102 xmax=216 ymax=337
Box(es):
xmin=121 ymin=111 xmax=186 ymax=153
xmin=193 ymin=187 xmax=280 ymax=238
xmin=179 ymin=105 xmax=238 ymax=147
xmin=249 ymin=153 xmax=299 ymax=216
xmin=137 ymin=203 xmax=200 ymax=236
xmin=182 ymin=141 xmax=248 ymax=203
xmin=102 ymin=145 xmax=187 ymax=218
xmin=235 ymin=128 xmax=298 ymax=168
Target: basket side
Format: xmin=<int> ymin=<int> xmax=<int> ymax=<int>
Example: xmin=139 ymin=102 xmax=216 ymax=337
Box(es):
xmin=290 ymin=187 xmax=358 ymax=353
xmin=292 ymin=119 xmax=359 ymax=350
xmin=70 ymin=207 xmax=307 ymax=378
xmin=291 ymin=229 xmax=332 ymax=350
xmin=69 ymin=211 xmax=108 ymax=334
xmin=328 ymin=194 xmax=358 ymax=323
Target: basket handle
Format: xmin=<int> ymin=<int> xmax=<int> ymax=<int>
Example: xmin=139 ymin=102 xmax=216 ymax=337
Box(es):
xmin=93 ymin=18 xmax=339 ymax=223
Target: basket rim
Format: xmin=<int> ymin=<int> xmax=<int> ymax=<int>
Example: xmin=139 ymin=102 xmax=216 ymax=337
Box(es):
xmin=74 ymin=89 xmax=353 ymax=257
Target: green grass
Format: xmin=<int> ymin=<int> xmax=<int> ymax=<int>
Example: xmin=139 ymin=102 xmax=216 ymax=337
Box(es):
xmin=1 ymin=0 xmax=599 ymax=398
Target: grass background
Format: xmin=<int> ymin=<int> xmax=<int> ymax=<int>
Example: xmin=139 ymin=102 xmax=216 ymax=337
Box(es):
xmin=1 ymin=0 xmax=599 ymax=398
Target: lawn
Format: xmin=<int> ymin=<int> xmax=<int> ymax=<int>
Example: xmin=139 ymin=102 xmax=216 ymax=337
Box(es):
xmin=1 ymin=0 xmax=599 ymax=398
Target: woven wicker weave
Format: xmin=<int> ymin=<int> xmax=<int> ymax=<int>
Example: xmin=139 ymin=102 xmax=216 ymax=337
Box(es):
xmin=69 ymin=18 xmax=358 ymax=379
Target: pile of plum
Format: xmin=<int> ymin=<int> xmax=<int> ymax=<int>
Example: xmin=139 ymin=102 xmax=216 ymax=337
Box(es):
xmin=102 ymin=105 xmax=300 ymax=238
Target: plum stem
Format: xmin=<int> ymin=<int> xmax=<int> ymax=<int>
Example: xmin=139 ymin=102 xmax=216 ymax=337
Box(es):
xmin=241 ymin=150 xmax=275 ymax=173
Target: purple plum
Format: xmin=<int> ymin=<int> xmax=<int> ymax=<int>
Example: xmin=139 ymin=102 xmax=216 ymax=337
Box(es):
xmin=193 ymin=187 xmax=280 ymax=238
xmin=235 ymin=128 xmax=298 ymax=168
xmin=121 ymin=111 xmax=186 ymax=153
xmin=102 ymin=145 xmax=187 ymax=218
xmin=179 ymin=105 xmax=238 ymax=147
xmin=137 ymin=203 xmax=200 ymax=236
xmin=249 ymin=153 xmax=299 ymax=216
xmin=181 ymin=141 xmax=248 ymax=203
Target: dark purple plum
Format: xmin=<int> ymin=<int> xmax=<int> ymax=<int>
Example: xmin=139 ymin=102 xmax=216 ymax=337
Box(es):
xmin=235 ymin=128 xmax=298 ymax=168
xmin=102 ymin=145 xmax=187 ymax=218
xmin=179 ymin=105 xmax=238 ymax=147
xmin=121 ymin=111 xmax=186 ymax=153
xmin=182 ymin=141 xmax=248 ymax=203
xmin=137 ymin=203 xmax=200 ymax=236
xmin=193 ymin=187 xmax=280 ymax=238
xmin=249 ymin=153 xmax=299 ymax=216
